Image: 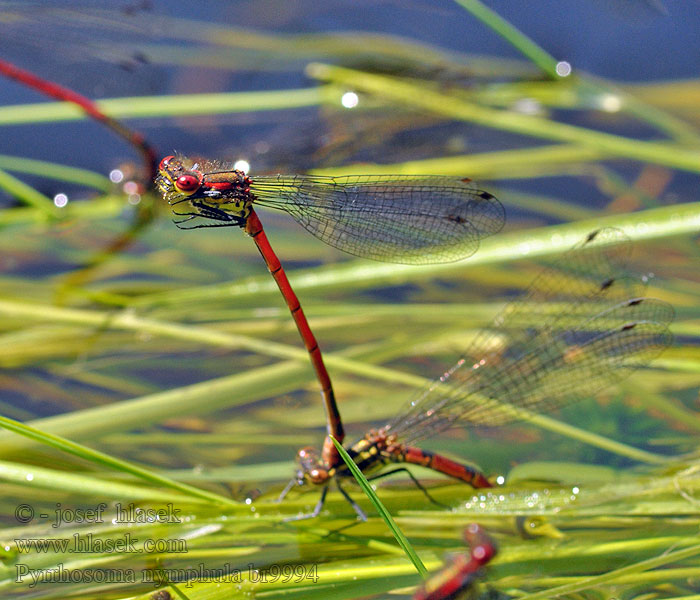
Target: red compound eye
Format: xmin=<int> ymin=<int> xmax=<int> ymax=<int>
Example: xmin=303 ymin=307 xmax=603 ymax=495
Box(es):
xmin=175 ymin=173 xmax=201 ymax=193
xmin=158 ymin=155 xmax=175 ymax=171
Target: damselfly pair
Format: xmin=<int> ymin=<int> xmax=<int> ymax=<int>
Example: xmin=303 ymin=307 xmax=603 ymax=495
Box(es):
xmin=156 ymin=156 xmax=672 ymax=521
xmin=156 ymin=153 xmax=505 ymax=467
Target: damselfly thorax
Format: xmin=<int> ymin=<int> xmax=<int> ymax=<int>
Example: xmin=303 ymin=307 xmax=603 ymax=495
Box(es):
xmin=157 ymin=156 xmax=254 ymax=224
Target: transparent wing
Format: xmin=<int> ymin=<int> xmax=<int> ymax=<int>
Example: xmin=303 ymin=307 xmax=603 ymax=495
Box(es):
xmin=251 ymin=174 xmax=505 ymax=264
xmin=385 ymin=228 xmax=673 ymax=444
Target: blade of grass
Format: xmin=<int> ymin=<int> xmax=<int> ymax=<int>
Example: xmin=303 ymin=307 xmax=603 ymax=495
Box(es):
xmin=0 ymin=459 xmax=192 ymax=502
xmin=452 ymin=0 xmax=560 ymax=78
xmin=0 ymin=87 xmax=326 ymax=125
xmin=310 ymin=144 xmax=607 ymax=181
xmin=132 ymin=201 xmax=700 ymax=309
xmin=0 ymin=154 xmax=111 ymax=192
xmin=0 ymin=414 xmax=238 ymax=506
xmin=0 ymin=168 xmax=55 ymax=215
xmin=0 ymin=195 xmax=125 ymax=227
xmin=306 ymin=63 xmax=700 ymax=173
xmin=329 ymin=435 xmax=427 ymax=577
xmin=453 ymin=0 xmax=700 ymax=144
xmin=0 ymin=361 xmax=310 ymax=452
xmin=518 ymin=540 xmax=700 ymax=600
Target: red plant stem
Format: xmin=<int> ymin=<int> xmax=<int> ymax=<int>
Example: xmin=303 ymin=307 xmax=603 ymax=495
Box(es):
xmin=0 ymin=58 xmax=158 ymax=183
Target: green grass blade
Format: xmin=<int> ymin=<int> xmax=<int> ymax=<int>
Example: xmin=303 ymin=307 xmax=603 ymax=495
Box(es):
xmin=453 ymin=0 xmax=560 ymax=78
xmin=452 ymin=1 xmax=700 ymax=144
xmin=0 ymin=167 xmax=55 ymax=215
xmin=329 ymin=435 xmax=428 ymax=577
xmin=0 ymin=87 xmax=325 ymax=125
xmin=0 ymin=414 xmax=238 ymax=506
xmin=0 ymin=154 xmax=112 ymax=191
xmin=519 ymin=540 xmax=700 ymax=600
xmin=306 ymin=63 xmax=700 ymax=173
xmin=0 ymin=459 xmax=189 ymax=502
xmin=131 ymin=201 xmax=700 ymax=310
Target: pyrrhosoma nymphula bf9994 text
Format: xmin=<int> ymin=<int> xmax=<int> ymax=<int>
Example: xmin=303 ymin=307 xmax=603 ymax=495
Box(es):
xmin=280 ymin=228 xmax=673 ymax=520
xmin=414 ymin=523 xmax=496 ymax=600
xmin=155 ymin=153 xmax=505 ymax=466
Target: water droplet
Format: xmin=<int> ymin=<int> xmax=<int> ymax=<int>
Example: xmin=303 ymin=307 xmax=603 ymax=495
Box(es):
xmin=555 ymin=61 xmax=572 ymax=77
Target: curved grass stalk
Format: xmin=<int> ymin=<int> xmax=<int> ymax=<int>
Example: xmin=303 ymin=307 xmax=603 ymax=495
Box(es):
xmin=0 ymin=168 xmax=55 ymax=215
xmin=0 ymin=87 xmax=326 ymax=125
xmin=518 ymin=541 xmax=700 ymax=600
xmin=132 ymin=201 xmax=700 ymax=308
xmin=0 ymin=459 xmax=193 ymax=502
xmin=307 ymin=63 xmax=700 ymax=173
xmin=0 ymin=154 xmax=111 ymax=192
xmin=0 ymin=415 xmax=238 ymax=506
xmin=452 ymin=0 xmax=700 ymax=144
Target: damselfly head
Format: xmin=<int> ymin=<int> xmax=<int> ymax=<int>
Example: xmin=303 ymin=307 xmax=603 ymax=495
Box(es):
xmin=463 ymin=523 xmax=497 ymax=564
xmin=295 ymin=446 xmax=329 ymax=485
xmin=156 ymin=154 xmax=205 ymax=202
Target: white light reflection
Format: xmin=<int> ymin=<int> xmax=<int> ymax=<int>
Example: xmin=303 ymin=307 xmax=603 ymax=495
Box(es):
xmin=555 ymin=61 xmax=572 ymax=77
xmin=234 ymin=159 xmax=250 ymax=173
xmin=53 ymin=193 xmax=68 ymax=208
xmin=109 ymin=169 xmax=124 ymax=183
xmin=341 ymin=91 xmax=359 ymax=108
xmin=512 ymin=97 xmax=542 ymax=116
xmin=600 ymin=94 xmax=622 ymax=112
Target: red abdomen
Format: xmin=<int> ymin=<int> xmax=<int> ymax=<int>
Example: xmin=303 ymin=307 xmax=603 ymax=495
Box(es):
xmin=402 ymin=447 xmax=492 ymax=488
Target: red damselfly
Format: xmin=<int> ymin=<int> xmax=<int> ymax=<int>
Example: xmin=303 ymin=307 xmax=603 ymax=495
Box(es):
xmin=280 ymin=228 xmax=673 ymax=519
xmin=414 ymin=523 xmax=496 ymax=600
xmin=156 ymin=154 xmax=505 ymax=466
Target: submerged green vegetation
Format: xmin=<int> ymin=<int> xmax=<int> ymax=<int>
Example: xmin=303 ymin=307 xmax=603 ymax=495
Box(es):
xmin=0 ymin=1 xmax=699 ymax=598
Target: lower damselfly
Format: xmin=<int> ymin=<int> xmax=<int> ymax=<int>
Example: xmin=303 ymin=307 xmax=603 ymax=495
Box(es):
xmin=279 ymin=228 xmax=673 ymax=519
xmin=414 ymin=523 xmax=496 ymax=600
xmin=156 ymin=154 xmax=505 ymax=466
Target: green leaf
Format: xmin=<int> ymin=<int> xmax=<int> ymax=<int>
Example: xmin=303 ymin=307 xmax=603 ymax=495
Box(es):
xmin=329 ymin=435 xmax=427 ymax=577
